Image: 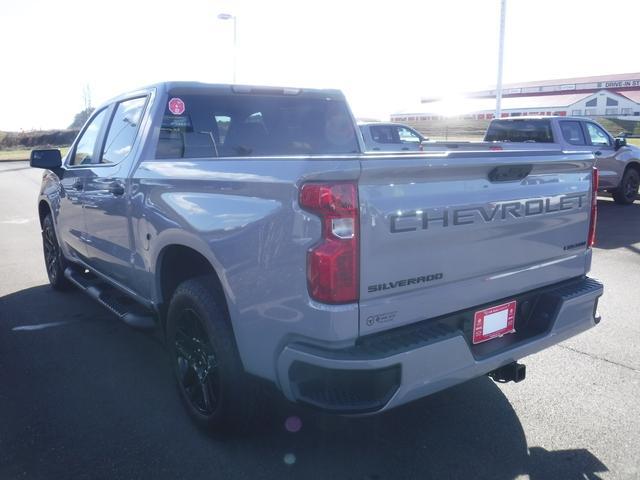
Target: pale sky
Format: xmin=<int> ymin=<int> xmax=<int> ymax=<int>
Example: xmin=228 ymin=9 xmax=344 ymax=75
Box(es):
xmin=1 ymin=0 xmax=639 ymax=131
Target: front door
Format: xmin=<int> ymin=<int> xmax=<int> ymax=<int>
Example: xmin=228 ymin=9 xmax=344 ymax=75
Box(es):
xmin=82 ymin=96 xmax=148 ymax=286
xmin=584 ymin=122 xmax=623 ymax=189
xmin=57 ymin=108 xmax=110 ymax=261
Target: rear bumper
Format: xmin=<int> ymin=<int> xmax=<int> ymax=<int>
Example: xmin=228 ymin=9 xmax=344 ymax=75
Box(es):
xmin=276 ymin=276 xmax=603 ymax=414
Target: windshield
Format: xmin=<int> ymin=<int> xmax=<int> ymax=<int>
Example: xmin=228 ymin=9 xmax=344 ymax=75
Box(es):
xmin=484 ymin=119 xmax=554 ymax=143
xmin=156 ymin=92 xmax=360 ymax=158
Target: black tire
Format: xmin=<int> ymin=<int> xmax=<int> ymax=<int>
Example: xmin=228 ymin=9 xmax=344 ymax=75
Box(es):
xmin=612 ymin=168 xmax=640 ymax=205
xmin=42 ymin=214 xmax=72 ymax=291
xmin=166 ymin=275 xmax=256 ymax=434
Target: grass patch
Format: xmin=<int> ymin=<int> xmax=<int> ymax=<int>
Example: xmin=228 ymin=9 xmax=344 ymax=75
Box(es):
xmin=0 ymin=147 xmax=70 ymax=162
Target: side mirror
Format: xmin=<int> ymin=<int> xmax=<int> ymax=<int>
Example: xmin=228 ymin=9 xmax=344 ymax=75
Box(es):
xmin=30 ymin=149 xmax=62 ymax=169
xmin=614 ymin=138 xmax=627 ymax=150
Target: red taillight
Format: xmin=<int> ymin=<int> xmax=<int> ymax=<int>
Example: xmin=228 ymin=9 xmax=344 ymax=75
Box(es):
xmin=588 ymin=167 xmax=598 ymax=247
xmin=299 ymin=182 xmax=359 ymax=304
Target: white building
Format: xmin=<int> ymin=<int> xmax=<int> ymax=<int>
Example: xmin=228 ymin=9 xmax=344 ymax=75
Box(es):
xmin=392 ymin=73 xmax=640 ymax=121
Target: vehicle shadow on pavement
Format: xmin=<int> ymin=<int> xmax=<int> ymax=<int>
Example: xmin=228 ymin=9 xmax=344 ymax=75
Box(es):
xmin=0 ymin=285 xmax=608 ymax=480
xmin=594 ymin=196 xmax=640 ymax=252
xmin=244 ymin=378 xmax=609 ymax=480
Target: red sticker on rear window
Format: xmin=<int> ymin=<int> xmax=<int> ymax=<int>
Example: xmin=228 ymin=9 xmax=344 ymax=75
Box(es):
xmin=168 ymin=97 xmax=185 ymax=115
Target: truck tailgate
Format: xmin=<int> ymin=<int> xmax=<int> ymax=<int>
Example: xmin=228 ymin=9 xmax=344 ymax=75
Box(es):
xmin=358 ymin=150 xmax=595 ymax=336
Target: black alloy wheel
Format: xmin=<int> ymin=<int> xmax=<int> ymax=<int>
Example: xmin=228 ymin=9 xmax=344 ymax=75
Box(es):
xmin=166 ymin=276 xmax=258 ymax=433
xmin=42 ymin=214 xmax=71 ymax=290
xmin=613 ymin=168 xmax=640 ymax=205
xmin=173 ymin=307 xmax=221 ymax=416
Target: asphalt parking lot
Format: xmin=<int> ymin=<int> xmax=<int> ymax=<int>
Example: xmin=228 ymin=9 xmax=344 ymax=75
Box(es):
xmin=0 ymin=160 xmax=638 ymax=480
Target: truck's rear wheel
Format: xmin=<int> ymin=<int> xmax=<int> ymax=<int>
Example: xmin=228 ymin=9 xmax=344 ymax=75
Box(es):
xmin=42 ymin=214 xmax=72 ymax=291
xmin=166 ymin=276 xmax=255 ymax=433
xmin=612 ymin=168 xmax=640 ymax=205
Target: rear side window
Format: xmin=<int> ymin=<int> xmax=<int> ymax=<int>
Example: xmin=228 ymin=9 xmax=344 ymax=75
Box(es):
xmin=101 ymin=97 xmax=147 ymax=164
xmin=369 ymin=125 xmax=400 ymax=144
xmin=155 ymin=93 xmax=359 ymax=158
xmin=559 ymin=121 xmax=587 ymax=146
xmin=485 ymin=120 xmax=554 ymax=143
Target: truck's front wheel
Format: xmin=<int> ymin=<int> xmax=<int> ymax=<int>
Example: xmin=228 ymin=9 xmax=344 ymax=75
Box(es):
xmin=166 ymin=276 xmax=255 ymax=434
xmin=612 ymin=168 xmax=640 ymax=205
xmin=42 ymin=214 xmax=72 ymax=291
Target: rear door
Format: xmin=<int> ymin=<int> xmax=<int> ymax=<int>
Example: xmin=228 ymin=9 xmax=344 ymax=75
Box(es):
xmin=82 ymin=96 xmax=148 ymax=286
xmin=357 ymin=150 xmax=594 ymax=336
xmin=583 ymin=121 xmax=622 ymax=189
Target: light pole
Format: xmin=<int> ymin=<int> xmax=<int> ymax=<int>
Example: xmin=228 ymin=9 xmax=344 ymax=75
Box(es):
xmin=217 ymin=13 xmax=237 ymax=83
xmin=495 ymin=0 xmax=506 ymax=118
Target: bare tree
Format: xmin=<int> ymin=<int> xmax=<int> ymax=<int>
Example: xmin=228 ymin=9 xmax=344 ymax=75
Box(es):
xmin=68 ymin=84 xmax=95 ymax=129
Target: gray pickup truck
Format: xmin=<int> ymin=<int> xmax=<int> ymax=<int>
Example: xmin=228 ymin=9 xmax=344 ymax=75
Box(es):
xmin=423 ymin=116 xmax=640 ymax=205
xmin=31 ymin=82 xmax=603 ymax=433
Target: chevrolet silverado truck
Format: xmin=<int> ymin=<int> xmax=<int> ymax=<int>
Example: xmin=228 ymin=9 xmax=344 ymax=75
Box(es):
xmin=30 ymin=82 xmax=603 ymax=433
xmin=423 ymin=116 xmax=640 ymax=204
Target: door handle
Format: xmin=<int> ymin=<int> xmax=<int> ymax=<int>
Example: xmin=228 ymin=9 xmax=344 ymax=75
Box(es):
xmin=108 ymin=182 xmax=125 ymax=196
xmin=595 ymin=151 xmax=602 ymax=156
xmin=402 ymin=147 xmax=410 ymax=151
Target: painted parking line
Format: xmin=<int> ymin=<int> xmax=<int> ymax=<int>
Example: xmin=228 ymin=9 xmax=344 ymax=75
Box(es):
xmin=12 ymin=320 xmax=75 ymax=332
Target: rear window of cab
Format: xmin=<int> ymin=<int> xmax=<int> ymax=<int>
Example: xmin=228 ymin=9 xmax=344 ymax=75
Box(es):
xmin=485 ymin=119 xmax=554 ymax=143
xmin=155 ymin=93 xmax=359 ymax=158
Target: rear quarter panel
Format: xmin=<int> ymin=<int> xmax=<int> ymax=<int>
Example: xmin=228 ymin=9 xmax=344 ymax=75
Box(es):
xmin=130 ymin=157 xmax=361 ymax=381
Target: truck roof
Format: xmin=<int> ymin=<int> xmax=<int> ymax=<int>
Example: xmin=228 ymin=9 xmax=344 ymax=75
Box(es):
xmin=104 ymin=81 xmax=346 ymax=105
xmin=492 ymin=115 xmax=586 ymax=122
xmin=357 ymin=121 xmax=414 ymax=127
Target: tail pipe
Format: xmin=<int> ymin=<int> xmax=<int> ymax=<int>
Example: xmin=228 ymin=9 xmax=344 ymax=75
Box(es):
xmin=489 ymin=361 xmax=526 ymax=383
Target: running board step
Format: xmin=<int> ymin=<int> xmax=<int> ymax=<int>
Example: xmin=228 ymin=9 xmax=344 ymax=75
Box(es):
xmin=64 ymin=268 xmax=156 ymax=329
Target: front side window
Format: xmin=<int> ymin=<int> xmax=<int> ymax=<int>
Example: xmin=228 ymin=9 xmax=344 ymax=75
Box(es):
xmin=586 ymin=123 xmax=611 ymax=147
xmin=397 ymin=127 xmax=421 ymax=144
xmin=585 ymin=98 xmax=597 ymax=107
xmin=155 ymin=92 xmax=359 ymax=158
xmin=369 ymin=125 xmax=399 ymax=144
xmin=101 ymin=97 xmax=147 ymax=164
xmin=559 ymin=121 xmax=586 ymax=146
xmin=70 ymin=109 xmax=108 ymax=166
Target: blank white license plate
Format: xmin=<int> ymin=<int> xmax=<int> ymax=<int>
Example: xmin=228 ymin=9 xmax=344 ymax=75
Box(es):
xmin=472 ymin=300 xmax=516 ymax=344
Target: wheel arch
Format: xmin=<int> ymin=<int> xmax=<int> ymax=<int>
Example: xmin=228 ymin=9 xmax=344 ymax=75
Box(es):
xmin=153 ymin=240 xmax=233 ymax=330
xmin=38 ymin=199 xmax=52 ymax=228
xmin=625 ymin=160 xmax=640 ymax=176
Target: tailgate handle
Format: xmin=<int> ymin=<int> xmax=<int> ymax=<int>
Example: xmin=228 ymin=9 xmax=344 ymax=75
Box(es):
xmin=488 ymin=164 xmax=533 ymax=182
